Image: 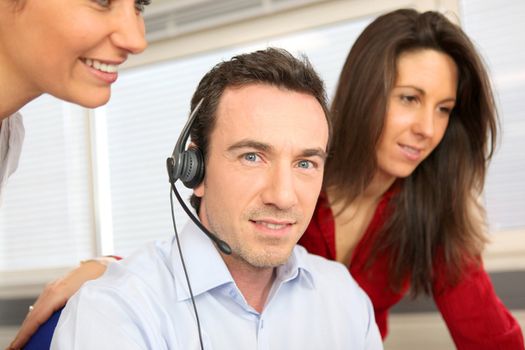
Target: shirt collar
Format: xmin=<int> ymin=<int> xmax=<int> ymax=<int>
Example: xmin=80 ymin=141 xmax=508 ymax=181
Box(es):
xmin=274 ymin=246 xmax=315 ymax=289
xmin=170 ymin=219 xmax=234 ymax=301
xmin=171 ymin=219 xmax=316 ymax=302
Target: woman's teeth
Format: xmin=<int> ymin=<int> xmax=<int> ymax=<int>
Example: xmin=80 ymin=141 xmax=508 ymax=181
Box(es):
xmin=402 ymin=145 xmax=420 ymax=155
xmin=84 ymin=58 xmax=118 ymax=73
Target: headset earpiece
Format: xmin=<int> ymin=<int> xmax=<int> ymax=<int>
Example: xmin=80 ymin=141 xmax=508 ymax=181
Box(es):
xmin=167 ymin=97 xmax=232 ymax=256
xmin=180 ymin=147 xmax=204 ymax=189
xmin=167 ymin=98 xmax=205 ymax=189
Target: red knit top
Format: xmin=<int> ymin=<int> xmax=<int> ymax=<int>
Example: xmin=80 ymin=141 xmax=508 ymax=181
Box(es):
xmin=298 ymin=190 xmax=524 ymax=349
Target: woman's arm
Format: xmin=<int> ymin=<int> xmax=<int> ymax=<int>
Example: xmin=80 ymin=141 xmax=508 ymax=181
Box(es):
xmin=433 ymin=259 xmax=524 ymax=349
xmin=7 ymin=258 xmax=115 ymax=350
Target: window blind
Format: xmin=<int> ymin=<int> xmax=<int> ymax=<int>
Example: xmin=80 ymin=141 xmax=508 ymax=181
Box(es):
xmin=0 ymin=97 xmax=94 ymax=271
xmin=460 ymin=0 xmax=525 ymax=231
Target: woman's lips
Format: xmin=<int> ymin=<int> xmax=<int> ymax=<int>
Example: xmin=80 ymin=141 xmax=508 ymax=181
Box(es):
xmin=399 ymin=143 xmax=423 ymax=161
xmin=81 ymin=57 xmax=121 ymax=84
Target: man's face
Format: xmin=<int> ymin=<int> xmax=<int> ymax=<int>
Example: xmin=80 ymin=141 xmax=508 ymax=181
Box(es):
xmin=195 ymin=83 xmax=328 ymax=270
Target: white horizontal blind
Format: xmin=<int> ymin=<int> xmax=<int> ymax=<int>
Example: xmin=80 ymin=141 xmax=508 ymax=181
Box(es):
xmin=0 ymin=97 xmax=94 ymax=271
xmin=460 ymin=0 xmax=525 ymax=231
xmin=104 ymin=17 xmax=373 ymax=256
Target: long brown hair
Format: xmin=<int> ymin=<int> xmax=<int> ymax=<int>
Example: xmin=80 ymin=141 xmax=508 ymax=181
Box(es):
xmin=326 ymin=9 xmax=498 ymax=295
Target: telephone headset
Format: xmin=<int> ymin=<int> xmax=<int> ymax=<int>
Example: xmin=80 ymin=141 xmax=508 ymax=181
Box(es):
xmin=166 ymin=97 xmax=232 ymax=255
xmin=166 ymin=98 xmax=232 ymax=350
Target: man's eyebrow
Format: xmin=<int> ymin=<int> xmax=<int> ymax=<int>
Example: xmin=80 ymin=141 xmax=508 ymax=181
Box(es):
xmin=227 ymin=140 xmax=272 ymax=153
xmin=227 ymin=139 xmax=327 ymax=160
xmin=301 ymin=148 xmax=327 ymax=161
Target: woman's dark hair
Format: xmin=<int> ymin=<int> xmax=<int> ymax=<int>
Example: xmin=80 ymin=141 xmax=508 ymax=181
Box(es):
xmin=326 ymin=9 xmax=497 ymax=295
xmin=189 ymin=47 xmax=331 ymax=211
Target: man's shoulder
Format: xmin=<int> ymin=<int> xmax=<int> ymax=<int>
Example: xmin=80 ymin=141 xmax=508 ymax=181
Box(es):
xmin=53 ymin=241 xmax=176 ymax=349
xmin=81 ymin=240 xmax=176 ymax=302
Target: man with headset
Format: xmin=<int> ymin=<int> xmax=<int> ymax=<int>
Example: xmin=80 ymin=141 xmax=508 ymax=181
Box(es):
xmin=50 ymin=48 xmax=382 ymax=349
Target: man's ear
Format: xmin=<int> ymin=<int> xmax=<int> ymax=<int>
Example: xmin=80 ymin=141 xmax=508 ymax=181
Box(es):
xmin=184 ymin=141 xmax=205 ymax=191
xmin=188 ymin=141 xmax=205 ymax=194
xmin=194 ymin=181 xmax=204 ymax=197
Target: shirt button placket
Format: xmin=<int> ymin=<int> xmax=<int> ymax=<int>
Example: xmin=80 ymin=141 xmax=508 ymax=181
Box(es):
xmin=256 ymin=317 xmax=269 ymax=350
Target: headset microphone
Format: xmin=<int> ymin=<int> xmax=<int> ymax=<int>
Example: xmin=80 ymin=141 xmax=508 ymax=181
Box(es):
xmin=166 ymin=98 xmax=232 ymax=255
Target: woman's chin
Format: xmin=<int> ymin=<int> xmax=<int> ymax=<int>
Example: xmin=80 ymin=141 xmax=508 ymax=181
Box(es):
xmin=73 ymin=90 xmax=111 ymax=109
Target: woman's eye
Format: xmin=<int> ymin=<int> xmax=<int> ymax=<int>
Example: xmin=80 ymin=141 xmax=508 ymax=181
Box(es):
xmin=135 ymin=0 xmax=150 ymax=13
xmin=92 ymin=0 xmax=149 ymax=13
xmin=439 ymin=106 xmax=454 ymax=115
xmin=400 ymin=95 xmax=417 ymax=103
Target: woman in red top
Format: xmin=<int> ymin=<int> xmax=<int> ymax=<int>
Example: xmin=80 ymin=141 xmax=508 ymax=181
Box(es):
xmin=10 ymin=8 xmax=524 ymax=350
xmin=299 ymin=9 xmax=523 ymax=349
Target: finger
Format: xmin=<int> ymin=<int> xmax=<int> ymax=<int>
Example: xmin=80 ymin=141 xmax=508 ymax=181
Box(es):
xmin=8 ymin=314 xmax=41 ymax=350
xmin=8 ymin=298 xmax=60 ymax=349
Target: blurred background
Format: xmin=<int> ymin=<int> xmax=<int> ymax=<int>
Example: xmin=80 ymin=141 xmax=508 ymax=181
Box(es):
xmin=1 ymin=0 xmax=524 ymax=348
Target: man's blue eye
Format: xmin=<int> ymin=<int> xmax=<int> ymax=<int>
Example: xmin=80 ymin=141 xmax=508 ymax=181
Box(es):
xmin=244 ymin=153 xmax=258 ymax=162
xmin=94 ymin=0 xmax=110 ymax=6
xmin=298 ymin=160 xmax=312 ymax=169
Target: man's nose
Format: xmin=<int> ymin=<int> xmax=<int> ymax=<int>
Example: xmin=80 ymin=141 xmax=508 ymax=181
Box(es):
xmin=260 ymin=163 xmax=298 ymax=211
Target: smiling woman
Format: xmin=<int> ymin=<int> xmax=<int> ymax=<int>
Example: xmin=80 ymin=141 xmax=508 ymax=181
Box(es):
xmin=376 ymin=49 xmax=458 ymax=180
xmin=0 ymin=0 xmax=149 ymax=345
xmin=0 ymin=0 xmax=150 ymax=199
xmin=0 ymin=0 xmax=148 ymax=119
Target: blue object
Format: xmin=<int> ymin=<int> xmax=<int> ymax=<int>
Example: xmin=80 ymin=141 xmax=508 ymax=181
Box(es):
xmin=23 ymin=308 xmax=62 ymax=350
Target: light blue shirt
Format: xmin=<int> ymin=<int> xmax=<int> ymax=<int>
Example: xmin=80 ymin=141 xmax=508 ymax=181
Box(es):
xmin=52 ymin=220 xmax=382 ymax=350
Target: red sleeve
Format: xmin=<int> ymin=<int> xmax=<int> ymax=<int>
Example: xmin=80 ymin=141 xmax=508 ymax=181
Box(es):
xmin=107 ymin=255 xmax=122 ymax=261
xmin=433 ymin=259 xmax=524 ymax=349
